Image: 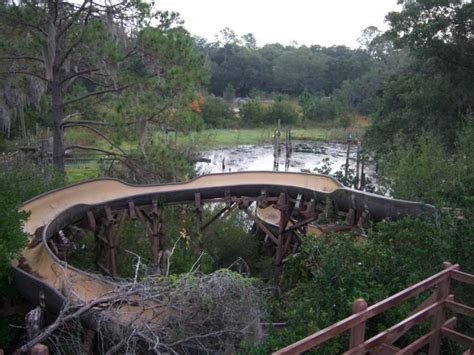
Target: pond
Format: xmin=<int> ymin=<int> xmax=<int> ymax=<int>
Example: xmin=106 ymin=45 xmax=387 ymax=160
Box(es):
xmin=196 ymin=140 xmax=376 ymax=182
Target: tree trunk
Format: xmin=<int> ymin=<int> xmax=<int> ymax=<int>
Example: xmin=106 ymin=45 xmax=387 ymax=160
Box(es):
xmin=51 ymin=78 xmax=65 ymax=172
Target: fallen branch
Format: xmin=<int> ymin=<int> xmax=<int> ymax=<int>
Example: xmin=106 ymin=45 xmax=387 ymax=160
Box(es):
xmin=19 ymin=292 xmax=121 ymax=353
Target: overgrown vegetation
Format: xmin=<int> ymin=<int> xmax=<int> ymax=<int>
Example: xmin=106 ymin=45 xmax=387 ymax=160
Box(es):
xmin=0 ymin=165 xmax=64 ymax=348
xmin=250 ymin=214 xmax=474 ymax=353
xmin=1 ymin=0 xmax=473 ymax=352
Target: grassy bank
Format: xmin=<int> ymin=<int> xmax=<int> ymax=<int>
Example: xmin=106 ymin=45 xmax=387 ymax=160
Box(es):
xmin=161 ymin=126 xmax=366 ymax=149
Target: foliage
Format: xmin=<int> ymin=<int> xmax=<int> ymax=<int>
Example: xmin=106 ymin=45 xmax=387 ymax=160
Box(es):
xmin=0 ymin=179 xmax=28 ymax=289
xmin=378 ymin=123 xmax=474 ymax=208
xmin=365 ymin=0 xmax=473 ymax=152
xmin=0 ymin=165 xmax=64 ymax=347
xmin=0 ymin=0 xmax=207 ymax=171
xmin=378 ymin=136 xmax=460 ymax=206
xmin=0 ymin=165 xmax=64 ymax=289
xmin=239 ymin=100 xmax=270 ymax=127
xmin=200 ymin=96 xmax=235 ymax=128
xmin=253 ymin=214 xmax=474 ymax=353
xmin=266 ymin=99 xmax=299 ymax=126
xmin=103 ymin=140 xmax=199 ymax=183
xmin=200 ymin=31 xmax=374 ymax=97
xmin=299 ymin=93 xmax=340 ymax=123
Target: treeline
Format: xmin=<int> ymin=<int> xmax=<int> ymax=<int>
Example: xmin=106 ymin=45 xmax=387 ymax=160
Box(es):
xmin=195 ymin=0 xmax=474 ymax=156
xmin=198 ymin=28 xmax=372 ymax=98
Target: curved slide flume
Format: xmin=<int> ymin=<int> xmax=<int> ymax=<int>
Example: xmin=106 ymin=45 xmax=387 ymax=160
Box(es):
xmin=14 ymin=172 xmax=436 ymax=321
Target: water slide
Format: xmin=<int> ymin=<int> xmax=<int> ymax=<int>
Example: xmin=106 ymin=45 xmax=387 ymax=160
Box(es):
xmin=14 ymin=172 xmax=436 ymax=318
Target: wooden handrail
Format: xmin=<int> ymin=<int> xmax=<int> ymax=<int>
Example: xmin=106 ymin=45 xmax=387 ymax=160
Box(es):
xmin=451 ymin=269 xmax=474 ymax=285
xmin=344 ymin=301 xmax=443 ymax=354
xmin=274 ymin=263 xmax=459 ymax=354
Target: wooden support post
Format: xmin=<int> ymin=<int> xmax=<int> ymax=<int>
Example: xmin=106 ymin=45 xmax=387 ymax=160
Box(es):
xmin=360 ymin=154 xmax=366 ymax=189
xmin=242 ymin=207 xmax=278 ymax=244
xmin=194 ymin=193 xmax=202 ymax=258
xmin=345 ymin=208 xmax=356 ymax=226
xmin=355 ymin=145 xmax=361 ymax=189
xmin=429 ymin=262 xmax=455 ymax=355
xmin=345 ymin=138 xmax=351 ymax=179
xmin=104 ymin=207 xmax=117 ymax=277
xmin=150 ymin=201 xmax=162 ymax=271
xmin=225 ymin=189 xmax=232 ymax=208
xmin=349 ymin=298 xmax=368 ymax=349
xmin=128 ymin=202 xmax=136 ymax=219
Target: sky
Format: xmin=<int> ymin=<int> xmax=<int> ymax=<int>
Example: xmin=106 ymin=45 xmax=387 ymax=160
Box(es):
xmin=156 ymin=0 xmax=402 ymax=48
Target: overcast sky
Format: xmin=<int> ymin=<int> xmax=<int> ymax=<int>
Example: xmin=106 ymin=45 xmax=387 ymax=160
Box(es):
xmin=157 ymin=0 xmax=401 ymax=48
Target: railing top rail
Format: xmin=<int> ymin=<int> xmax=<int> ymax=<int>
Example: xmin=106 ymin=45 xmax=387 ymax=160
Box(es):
xmin=274 ymin=263 xmax=460 ymax=354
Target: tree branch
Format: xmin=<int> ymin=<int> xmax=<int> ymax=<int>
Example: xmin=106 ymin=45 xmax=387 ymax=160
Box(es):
xmin=0 ymin=71 xmax=48 ymax=82
xmin=58 ymin=0 xmax=94 ymax=66
xmin=65 ymin=145 xmax=128 ymax=157
xmin=60 ymin=68 xmax=100 ymax=85
xmin=64 ymin=85 xmax=131 ymax=106
xmin=0 ymin=56 xmax=43 ymax=63
xmin=61 ymin=120 xmax=109 ymax=127
xmin=123 ymin=104 xmax=171 ymax=125
xmin=18 ymin=291 xmax=126 ymax=353
xmin=56 ymin=0 xmax=91 ymax=40
xmin=64 ymin=124 xmax=126 ymax=154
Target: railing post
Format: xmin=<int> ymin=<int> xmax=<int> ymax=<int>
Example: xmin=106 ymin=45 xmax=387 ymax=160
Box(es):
xmin=349 ymin=298 xmax=368 ymax=349
xmin=428 ymin=262 xmax=454 ymax=355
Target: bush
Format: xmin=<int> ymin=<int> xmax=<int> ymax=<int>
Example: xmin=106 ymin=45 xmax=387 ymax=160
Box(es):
xmin=239 ymin=100 xmax=269 ymax=127
xmin=303 ymin=96 xmax=339 ymax=123
xmin=378 ymin=135 xmax=463 ymax=207
xmin=0 ymin=165 xmax=64 ymax=348
xmin=266 ymin=99 xmax=299 ymax=125
xmin=200 ymin=96 xmax=235 ymax=128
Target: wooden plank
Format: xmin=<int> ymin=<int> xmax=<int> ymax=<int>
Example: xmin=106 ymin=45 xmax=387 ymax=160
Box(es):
xmin=372 ymin=343 xmax=400 ymax=355
xmin=396 ymin=329 xmax=438 ymax=354
xmin=344 ymin=301 xmax=442 ymax=354
xmin=451 ymin=269 xmax=474 ymax=285
xmin=243 ymin=208 xmax=278 ymax=244
xmin=274 ymin=265 xmax=458 ymax=355
xmin=202 ymin=203 xmax=238 ymax=234
xmin=397 ymin=318 xmax=455 ymax=354
xmin=286 ymin=215 xmax=319 ymax=232
xmin=201 ymin=206 xmax=229 ymax=231
xmin=446 ymin=300 xmax=474 ymax=317
xmin=441 ymin=327 xmax=474 ymax=346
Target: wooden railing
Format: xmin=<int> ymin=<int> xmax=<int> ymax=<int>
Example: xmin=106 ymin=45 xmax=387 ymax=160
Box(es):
xmin=274 ymin=262 xmax=474 ymax=354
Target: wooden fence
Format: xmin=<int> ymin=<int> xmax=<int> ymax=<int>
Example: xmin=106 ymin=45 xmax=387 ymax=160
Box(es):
xmin=274 ymin=262 xmax=474 ymax=354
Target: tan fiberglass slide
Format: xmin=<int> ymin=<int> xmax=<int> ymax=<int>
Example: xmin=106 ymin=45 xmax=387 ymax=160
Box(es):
xmin=15 ymin=171 xmax=434 ymax=323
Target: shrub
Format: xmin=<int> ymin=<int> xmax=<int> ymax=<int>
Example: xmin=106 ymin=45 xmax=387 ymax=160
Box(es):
xmin=266 ymin=100 xmax=299 ymax=125
xmin=378 ymin=135 xmax=462 ymax=207
xmin=252 ymin=214 xmax=473 ymax=353
xmin=239 ymin=100 xmax=269 ymax=127
xmin=0 ymin=165 xmax=64 ymax=348
xmin=303 ymin=96 xmax=339 ymax=122
xmin=200 ymin=96 xmax=235 ymax=128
